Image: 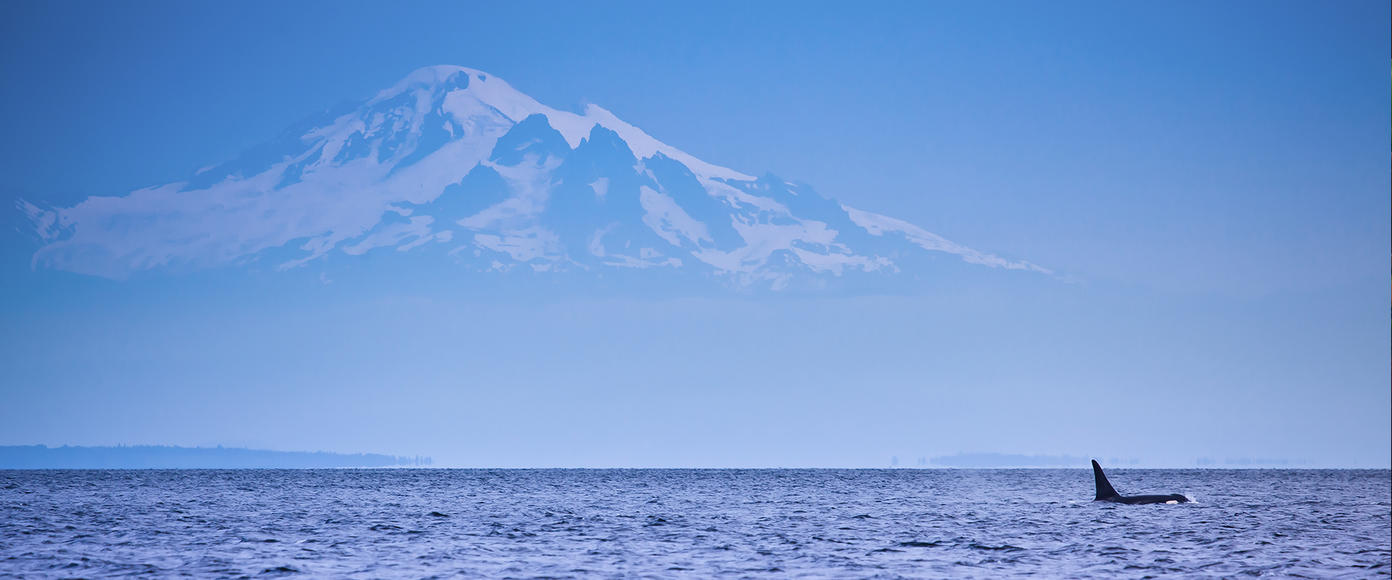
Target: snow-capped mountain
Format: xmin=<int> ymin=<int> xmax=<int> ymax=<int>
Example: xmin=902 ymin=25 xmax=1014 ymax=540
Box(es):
xmin=20 ymin=65 xmax=1047 ymax=288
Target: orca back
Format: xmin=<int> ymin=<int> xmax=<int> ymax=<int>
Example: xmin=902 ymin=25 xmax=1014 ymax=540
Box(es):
xmin=1092 ymin=459 xmax=1120 ymax=500
xmin=1114 ymin=494 xmax=1190 ymax=505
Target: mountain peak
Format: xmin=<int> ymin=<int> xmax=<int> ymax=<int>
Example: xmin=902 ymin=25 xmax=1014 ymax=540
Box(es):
xmin=22 ymin=66 xmax=1048 ymax=287
xmin=394 ymin=64 xmax=477 ymax=85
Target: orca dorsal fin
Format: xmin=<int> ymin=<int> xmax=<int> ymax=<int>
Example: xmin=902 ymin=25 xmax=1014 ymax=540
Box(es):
xmin=1092 ymin=459 xmax=1120 ymax=500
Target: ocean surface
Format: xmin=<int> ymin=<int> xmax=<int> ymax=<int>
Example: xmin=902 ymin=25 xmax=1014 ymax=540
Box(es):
xmin=1 ymin=469 xmax=1387 ymax=578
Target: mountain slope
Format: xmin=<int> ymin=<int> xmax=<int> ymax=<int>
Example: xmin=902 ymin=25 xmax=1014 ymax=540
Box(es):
xmin=20 ymin=65 xmax=1048 ymax=287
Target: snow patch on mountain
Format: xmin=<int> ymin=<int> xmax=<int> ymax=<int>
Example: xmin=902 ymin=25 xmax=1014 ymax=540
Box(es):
xmin=843 ymin=205 xmax=1051 ymax=274
xmin=639 ymin=186 xmax=711 ymax=248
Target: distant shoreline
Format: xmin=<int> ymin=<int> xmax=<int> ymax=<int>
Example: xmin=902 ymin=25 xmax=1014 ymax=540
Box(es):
xmin=0 ymin=445 xmax=431 ymax=469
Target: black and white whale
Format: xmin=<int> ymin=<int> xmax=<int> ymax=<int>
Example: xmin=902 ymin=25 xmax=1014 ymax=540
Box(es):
xmin=1092 ymin=459 xmax=1190 ymax=504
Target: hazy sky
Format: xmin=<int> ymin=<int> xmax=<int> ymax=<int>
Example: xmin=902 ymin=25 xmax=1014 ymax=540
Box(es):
xmin=1 ymin=1 xmax=1388 ymax=467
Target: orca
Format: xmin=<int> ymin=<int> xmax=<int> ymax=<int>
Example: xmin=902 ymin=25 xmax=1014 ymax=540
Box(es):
xmin=1091 ymin=459 xmax=1189 ymax=504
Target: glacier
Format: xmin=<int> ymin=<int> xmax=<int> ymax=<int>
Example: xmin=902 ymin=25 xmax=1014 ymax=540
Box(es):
xmin=20 ymin=65 xmax=1049 ymax=288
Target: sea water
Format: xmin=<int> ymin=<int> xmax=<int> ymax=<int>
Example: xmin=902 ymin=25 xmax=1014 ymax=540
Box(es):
xmin=2 ymin=469 xmax=1388 ymax=577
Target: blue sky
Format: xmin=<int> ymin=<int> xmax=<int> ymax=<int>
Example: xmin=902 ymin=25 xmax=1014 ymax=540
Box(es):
xmin=1 ymin=1 xmax=1388 ymax=467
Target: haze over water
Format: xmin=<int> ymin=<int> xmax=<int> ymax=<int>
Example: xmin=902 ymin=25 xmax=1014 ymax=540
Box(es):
xmin=3 ymin=469 xmax=1387 ymax=577
xmin=3 ymin=1 xmax=1388 ymax=471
